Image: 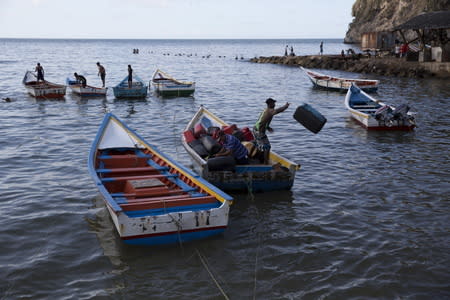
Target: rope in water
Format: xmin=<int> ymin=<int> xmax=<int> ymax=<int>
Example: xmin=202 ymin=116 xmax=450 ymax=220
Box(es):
xmin=196 ymin=249 xmax=230 ymax=300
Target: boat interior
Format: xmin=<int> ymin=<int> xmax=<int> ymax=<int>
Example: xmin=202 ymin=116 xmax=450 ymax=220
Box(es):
xmin=95 ymin=147 xmax=221 ymax=217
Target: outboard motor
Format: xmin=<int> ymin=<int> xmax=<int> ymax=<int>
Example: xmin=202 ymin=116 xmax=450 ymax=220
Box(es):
xmin=374 ymin=105 xmax=395 ymax=126
xmin=393 ymin=104 xmax=415 ymax=125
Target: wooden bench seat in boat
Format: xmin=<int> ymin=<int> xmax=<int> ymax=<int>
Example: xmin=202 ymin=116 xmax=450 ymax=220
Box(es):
xmin=97 ymin=153 xmax=153 ymax=168
xmin=120 ymin=195 xmax=218 ymax=211
xmin=101 ymin=174 xmax=178 ymax=183
xmin=96 ymin=166 xmax=169 ymax=174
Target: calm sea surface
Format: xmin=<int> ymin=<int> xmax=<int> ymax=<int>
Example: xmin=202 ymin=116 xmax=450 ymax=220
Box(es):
xmin=0 ymin=39 xmax=449 ymax=299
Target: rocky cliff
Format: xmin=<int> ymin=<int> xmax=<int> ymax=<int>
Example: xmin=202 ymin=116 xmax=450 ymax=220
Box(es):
xmin=344 ymin=0 xmax=450 ymax=43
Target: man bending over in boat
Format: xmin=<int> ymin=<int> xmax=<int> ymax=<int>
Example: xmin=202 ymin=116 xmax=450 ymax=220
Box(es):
xmin=253 ymin=98 xmax=289 ymax=164
xmin=213 ymin=130 xmax=249 ymax=165
xmin=74 ymin=73 xmax=87 ymax=88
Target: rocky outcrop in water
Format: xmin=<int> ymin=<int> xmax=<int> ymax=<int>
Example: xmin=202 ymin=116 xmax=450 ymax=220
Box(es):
xmin=344 ymin=0 xmax=450 ymax=43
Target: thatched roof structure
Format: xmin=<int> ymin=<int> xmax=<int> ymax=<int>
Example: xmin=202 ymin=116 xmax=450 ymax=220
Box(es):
xmin=394 ymin=11 xmax=450 ymax=30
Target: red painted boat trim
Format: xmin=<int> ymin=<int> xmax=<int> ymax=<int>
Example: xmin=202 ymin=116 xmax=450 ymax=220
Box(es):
xmin=121 ymin=225 xmax=227 ymax=240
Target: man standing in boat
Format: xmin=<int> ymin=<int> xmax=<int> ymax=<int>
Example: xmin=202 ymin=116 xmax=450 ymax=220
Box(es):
xmin=127 ymin=65 xmax=133 ymax=88
xmin=253 ymin=98 xmax=290 ymax=164
xmin=96 ymin=62 xmax=106 ymax=87
xmin=35 ymin=63 xmax=44 ymax=83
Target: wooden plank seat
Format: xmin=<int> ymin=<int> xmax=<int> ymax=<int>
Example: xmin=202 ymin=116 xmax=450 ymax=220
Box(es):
xmin=97 ymin=154 xmax=153 ymax=168
xmin=120 ymin=195 xmax=218 ymax=211
xmin=96 ymin=166 xmax=168 ymax=175
xmin=123 ymin=194 xmax=192 ymax=203
xmin=101 ymin=174 xmax=178 ymax=183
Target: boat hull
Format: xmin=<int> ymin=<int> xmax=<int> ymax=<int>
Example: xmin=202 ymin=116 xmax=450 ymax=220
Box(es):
xmin=88 ymin=113 xmax=232 ymax=245
xmin=113 ymin=87 xmax=148 ymax=98
xmin=24 ymin=83 xmax=66 ymax=98
xmin=151 ymin=69 xmax=195 ymax=97
xmin=182 ymin=107 xmax=300 ymax=193
xmin=69 ymin=84 xmax=107 ymax=97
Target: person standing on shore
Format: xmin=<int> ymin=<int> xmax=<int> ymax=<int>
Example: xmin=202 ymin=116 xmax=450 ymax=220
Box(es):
xmin=284 ymin=45 xmax=288 ymax=56
xmin=253 ymin=98 xmax=290 ymax=164
xmin=96 ymin=62 xmax=106 ymax=87
xmin=35 ymin=63 xmax=44 ymax=82
xmin=320 ymin=41 xmax=323 ymax=55
xmin=127 ymin=65 xmax=133 ymax=88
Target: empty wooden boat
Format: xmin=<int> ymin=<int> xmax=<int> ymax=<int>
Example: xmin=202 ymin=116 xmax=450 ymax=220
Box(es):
xmin=301 ymin=66 xmax=379 ymax=92
xmin=88 ymin=113 xmax=232 ymax=245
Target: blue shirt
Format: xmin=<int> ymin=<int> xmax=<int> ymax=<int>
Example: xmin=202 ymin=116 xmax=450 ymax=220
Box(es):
xmin=222 ymin=134 xmax=248 ymax=160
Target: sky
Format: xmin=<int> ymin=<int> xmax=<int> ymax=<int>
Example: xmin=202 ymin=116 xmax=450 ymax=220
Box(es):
xmin=0 ymin=0 xmax=356 ymax=39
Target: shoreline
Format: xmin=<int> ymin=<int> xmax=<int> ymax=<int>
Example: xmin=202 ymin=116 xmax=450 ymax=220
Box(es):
xmin=250 ymin=55 xmax=450 ymax=79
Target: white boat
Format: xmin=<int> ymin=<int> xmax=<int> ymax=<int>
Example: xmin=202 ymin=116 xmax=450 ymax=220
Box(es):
xmin=181 ymin=106 xmax=300 ymax=192
xmin=345 ymin=84 xmax=416 ymax=130
xmin=88 ymin=113 xmax=232 ymax=245
xmin=151 ymin=69 xmax=195 ymax=96
xmin=301 ymin=66 xmax=379 ymax=92
xmin=66 ymin=78 xmax=107 ymax=97
xmin=22 ymin=71 xmax=66 ymax=99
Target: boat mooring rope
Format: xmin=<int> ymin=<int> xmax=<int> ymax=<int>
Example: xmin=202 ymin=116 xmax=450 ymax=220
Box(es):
xmin=196 ymin=249 xmax=230 ymax=300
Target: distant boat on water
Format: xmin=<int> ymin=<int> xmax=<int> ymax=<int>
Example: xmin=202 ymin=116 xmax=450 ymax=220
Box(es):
xmin=22 ymin=71 xmax=66 ymax=99
xmin=66 ymin=77 xmax=107 ymax=97
xmin=301 ymin=66 xmax=379 ymax=92
xmin=113 ymin=75 xmax=148 ymax=99
xmin=151 ymin=69 xmax=195 ymax=97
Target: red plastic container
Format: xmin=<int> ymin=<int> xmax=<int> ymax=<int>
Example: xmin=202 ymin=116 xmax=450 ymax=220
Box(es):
xmin=222 ymin=124 xmax=237 ymax=134
xmin=183 ymin=130 xmax=196 ymax=143
xmin=241 ymin=127 xmax=255 ymax=141
xmin=194 ymin=123 xmax=206 ymax=138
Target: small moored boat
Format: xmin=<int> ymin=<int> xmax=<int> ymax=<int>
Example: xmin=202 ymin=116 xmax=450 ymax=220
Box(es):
xmin=301 ymin=66 xmax=379 ymax=92
xmin=113 ymin=75 xmax=148 ymax=99
xmin=22 ymin=71 xmax=66 ymax=99
xmin=181 ymin=106 xmax=300 ymax=193
xmin=151 ymin=69 xmax=195 ymax=96
xmin=66 ymin=78 xmax=107 ymax=97
xmin=345 ymin=84 xmax=416 ymax=130
xmin=88 ymin=113 xmax=232 ymax=245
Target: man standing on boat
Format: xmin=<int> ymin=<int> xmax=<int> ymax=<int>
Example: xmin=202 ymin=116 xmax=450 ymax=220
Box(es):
xmin=127 ymin=65 xmax=133 ymax=88
xmin=97 ymin=62 xmax=106 ymax=87
xmin=35 ymin=63 xmax=44 ymax=82
xmin=253 ymin=98 xmax=290 ymax=164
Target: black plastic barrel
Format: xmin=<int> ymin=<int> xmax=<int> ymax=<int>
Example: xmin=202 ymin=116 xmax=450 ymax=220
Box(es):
xmin=189 ymin=139 xmax=209 ymax=158
xmin=293 ymin=103 xmax=327 ymax=134
xmin=200 ymin=135 xmax=222 ymax=155
xmin=207 ymin=156 xmax=236 ymax=171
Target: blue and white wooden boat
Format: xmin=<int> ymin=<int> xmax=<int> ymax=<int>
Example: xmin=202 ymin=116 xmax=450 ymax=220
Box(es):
xmin=301 ymin=66 xmax=379 ymax=92
xmin=88 ymin=113 xmax=232 ymax=245
xmin=181 ymin=106 xmax=300 ymax=193
xmin=113 ymin=74 xmax=148 ymax=99
xmin=345 ymin=84 xmax=416 ymax=130
xmin=66 ymin=77 xmax=107 ymax=97
xmin=151 ymin=69 xmax=195 ymax=96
